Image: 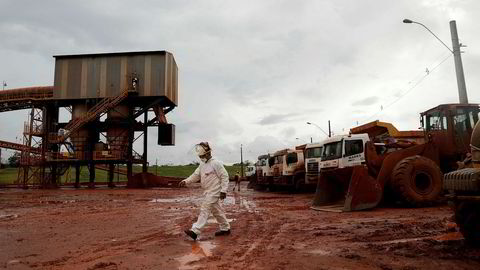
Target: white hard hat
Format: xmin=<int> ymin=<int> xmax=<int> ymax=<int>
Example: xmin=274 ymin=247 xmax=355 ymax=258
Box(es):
xmin=195 ymin=142 xmax=211 ymax=156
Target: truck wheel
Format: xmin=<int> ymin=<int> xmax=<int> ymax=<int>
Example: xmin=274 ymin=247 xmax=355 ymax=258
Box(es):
xmin=455 ymin=201 xmax=480 ymax=245
xmin=294 ymin=177 xmax=305 ymax=193
xmin=254 ymin=184 xmax=266 ymax=191
xmin=391 ymin=155 xmax=443 ymax=206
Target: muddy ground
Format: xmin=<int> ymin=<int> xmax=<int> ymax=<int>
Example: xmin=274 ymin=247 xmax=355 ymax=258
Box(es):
xmin=1 ymin=182 xmax=479 ymax=270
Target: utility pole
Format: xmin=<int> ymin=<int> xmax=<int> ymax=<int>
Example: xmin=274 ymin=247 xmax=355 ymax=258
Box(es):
xmin=403 ymin=19 xmax=468 ymax=104
xmin=155 ymin=158 xmax=158 ymax=175
xmin=328 ymin=120 xmax=331 ymax=137
xmin=450 ymin=20 xmax=468 ymax=104
xmin=240 ymin=144 xmax=244 ymax=178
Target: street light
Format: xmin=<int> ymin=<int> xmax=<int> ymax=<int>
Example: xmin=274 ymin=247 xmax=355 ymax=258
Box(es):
xmin=306 ymin=121 xmax=330 ymax=137
xmin=296 ymin=137 xmax=312 ymax=143
xmin=403 ymin=18 xmax=468 ymax=104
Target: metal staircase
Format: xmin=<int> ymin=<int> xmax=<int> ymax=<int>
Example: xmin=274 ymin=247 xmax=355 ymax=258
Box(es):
xmin=55 ymin=88 xmax=131 ymax=143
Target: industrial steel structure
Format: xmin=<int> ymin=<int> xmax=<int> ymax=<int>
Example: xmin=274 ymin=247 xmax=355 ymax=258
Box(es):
xmin=0 ymin=51 xmax=177 ymax=188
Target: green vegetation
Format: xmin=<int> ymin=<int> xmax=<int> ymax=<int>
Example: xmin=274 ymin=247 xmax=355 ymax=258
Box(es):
xmin=0 ymin=168 xmax=19 ymax=185
xmin=0 ymin=164 xmax=244 ymax=185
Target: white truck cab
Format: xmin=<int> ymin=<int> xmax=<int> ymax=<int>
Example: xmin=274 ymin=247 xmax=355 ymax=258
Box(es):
xmin=304 ymin=142 xmax=324 ymax=185
xmin=321 ymin=133 xmax=370 ymax=169
xmin=255 ymin=154 xmax=271 ymax=189
xmin=245 ymin=165 xmax=256 ymax=177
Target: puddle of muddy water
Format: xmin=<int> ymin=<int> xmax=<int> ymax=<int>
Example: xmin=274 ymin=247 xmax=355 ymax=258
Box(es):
xmin=223 ymin=197 xmax=235 ymax=205
xmin=309 ymin=249 xmax=331 ymax=256
xmin=206 ymin=217 xmax=235 ymax=224
xmin=176 ymin=241 xmax=216 ymax=270
xmin=0 ymin=214 xmax=18 ymax=220
xmin=375 ymin=232 xmax=464 ymax=246
xmin=378 ymin=236 xmax=432 ymax=244
xmin=150 ymin=198 xmax=189 ymax=203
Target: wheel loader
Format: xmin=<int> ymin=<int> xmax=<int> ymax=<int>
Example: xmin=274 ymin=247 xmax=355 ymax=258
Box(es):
xmin=312 ymin=103 xmax=480 ymax=212
xmin=444 ymin=118 xmax=480 ymax=244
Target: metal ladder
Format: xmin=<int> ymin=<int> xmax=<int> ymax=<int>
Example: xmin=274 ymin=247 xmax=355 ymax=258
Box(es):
xmin=55 ymin=88 xmax=131 ymax=143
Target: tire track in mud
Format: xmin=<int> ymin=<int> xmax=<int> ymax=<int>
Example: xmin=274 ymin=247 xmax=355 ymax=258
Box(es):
xmin=36 ymin=200 xmax=190 ymax=269
xmin=209 ymin=194 xmax=287 ymax=269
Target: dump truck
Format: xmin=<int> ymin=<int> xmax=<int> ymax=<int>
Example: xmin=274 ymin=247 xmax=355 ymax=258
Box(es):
xmin=271 ymin=147 xmax=306 ymax=192
xmin=305 ymin=142 xmax=324 ymax=188
xmin=312 ymin=103 xmax=480 ymax=212
xmin=245 ymin=165 xmax=256 ymax=178
xmin=320 ymin=134 xmax=370 ymax=170
xmin=254 ymin=154 xmax=271 ymax=190
xmin=444 ymin=119 xmax=480 ymax=244
xmin=305 ymin=134 xmax=369 ymax=193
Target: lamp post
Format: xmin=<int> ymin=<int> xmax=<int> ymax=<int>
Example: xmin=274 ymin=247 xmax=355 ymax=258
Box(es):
xmin=306 ymin=121 xmax=331 ymax=137
xmin=240 ymin=144 xmax=244 ymax=178
xmin=403 ymin=19 xmax=468 ymax=104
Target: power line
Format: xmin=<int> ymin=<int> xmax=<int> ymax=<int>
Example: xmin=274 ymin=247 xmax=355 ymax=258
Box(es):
xmin=361 ymin=53 xmax=452 ymax=123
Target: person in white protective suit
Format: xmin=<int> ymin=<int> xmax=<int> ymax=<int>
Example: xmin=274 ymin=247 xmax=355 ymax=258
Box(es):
xmin=179 ymin=142 xmax=231 ymax=240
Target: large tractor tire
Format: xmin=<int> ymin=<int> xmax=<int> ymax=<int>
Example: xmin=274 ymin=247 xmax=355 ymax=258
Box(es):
xmin=455 ymin=201 xmax=480 ymax=245
xmin=391 ymin=155 xmax=443 ymax=206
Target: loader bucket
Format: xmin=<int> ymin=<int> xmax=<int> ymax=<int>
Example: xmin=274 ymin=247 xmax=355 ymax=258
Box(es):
xmin=311 ymin=166 xmax=383 ymax=212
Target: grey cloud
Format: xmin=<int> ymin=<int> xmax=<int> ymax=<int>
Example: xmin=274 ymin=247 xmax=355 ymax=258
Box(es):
xmin=258 ymin=114 xmax=295 ymax=126
xmin=281 ymin=127 xmax=296 ymax=138
xmin=352 ymin=96 xmax=379 ymax=106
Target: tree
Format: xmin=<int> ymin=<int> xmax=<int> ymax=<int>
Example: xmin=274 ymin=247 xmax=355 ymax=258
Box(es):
xmin=8 ymin=153 xmax=20 ymax=167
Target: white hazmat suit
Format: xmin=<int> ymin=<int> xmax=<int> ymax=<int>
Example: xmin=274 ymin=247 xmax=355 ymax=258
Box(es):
xmin=183 ymin=157 xmax=231 ymax=235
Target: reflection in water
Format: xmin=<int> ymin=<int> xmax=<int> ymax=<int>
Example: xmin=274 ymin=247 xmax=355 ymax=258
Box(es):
xmin=176 ymin=241 xmax=216 ymax=270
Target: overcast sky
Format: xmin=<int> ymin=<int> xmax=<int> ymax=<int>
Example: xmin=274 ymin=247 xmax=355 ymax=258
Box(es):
xmin=1 ymin=0 xmax=480 ymax=165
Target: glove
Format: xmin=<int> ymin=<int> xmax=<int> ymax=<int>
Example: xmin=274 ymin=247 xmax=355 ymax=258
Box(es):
xmin=220 ymin=192 xmax=226 ymax=200
xmin=178 ymin=180 xmax=187 ymax=187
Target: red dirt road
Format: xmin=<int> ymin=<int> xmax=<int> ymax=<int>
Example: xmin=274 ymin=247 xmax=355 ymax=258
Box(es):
xmin=1 ymin=183 xmax=479 ymax=269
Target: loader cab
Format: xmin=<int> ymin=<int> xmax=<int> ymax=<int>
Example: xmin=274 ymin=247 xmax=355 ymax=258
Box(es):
xmin=320 ymin=134 xmax=369 ymax=169
xmin=421 ymin=104 xmax=480 ymax=160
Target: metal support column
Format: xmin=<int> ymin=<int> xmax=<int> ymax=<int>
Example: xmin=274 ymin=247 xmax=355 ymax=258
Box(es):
xmin=89 ymin=163 xmax=95 ymax=188
xmin=127 ymin=107 xmax=134 ymax=178
xmin=75 ymin=164 xmax=80 ymax=188
xmin=108 ymin=164 xmax=115 ymax=187
xmin=51 ymin=164 xmax=57 ymax=187
xmin=142 ymin=111 xmax=148 ymax=173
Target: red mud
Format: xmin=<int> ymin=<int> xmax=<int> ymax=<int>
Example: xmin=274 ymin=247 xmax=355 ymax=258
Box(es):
xmin=1 ymin=183 xmax=479 ymax=269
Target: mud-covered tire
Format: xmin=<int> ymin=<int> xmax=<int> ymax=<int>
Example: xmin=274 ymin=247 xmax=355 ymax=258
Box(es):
xmin=391 ymin=155 xmax=443 ymax=206
xmin=455 ymin=201 xmax=480 ymax=245
xmin=294 ymin=177 xmax=305 ymax=193
xmin=254 ymin=184 xmax=267 ymax=191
